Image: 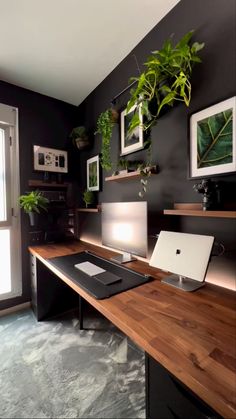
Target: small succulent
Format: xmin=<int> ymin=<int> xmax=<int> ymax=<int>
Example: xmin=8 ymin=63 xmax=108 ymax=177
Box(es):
xmin=83 ymin=189 xmax=94 ymax=207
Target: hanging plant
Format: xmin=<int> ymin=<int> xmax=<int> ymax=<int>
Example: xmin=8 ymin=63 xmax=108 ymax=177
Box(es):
xmin=95 ymin=108 xmax=118 ymax=171
xmin=69 ymin=126 xmax=90 ymax=150
xmin=126 ymin=30 xmax=205 ymax=135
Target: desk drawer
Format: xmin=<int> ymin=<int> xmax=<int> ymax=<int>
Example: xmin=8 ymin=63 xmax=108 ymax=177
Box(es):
xmin=146 ymin=354 xmax=222 ymax=419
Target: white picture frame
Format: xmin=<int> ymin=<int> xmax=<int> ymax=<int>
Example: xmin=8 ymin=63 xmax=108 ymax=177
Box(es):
xmin=33 ymin=145 xmax=68 ymax=173
xmin=120 ymin=104 xmax=143 ymax=156
xmin=190 ymin=96 xmax=236 ymax=178
xmin=87 ymin=155 xmax=100 ymax=191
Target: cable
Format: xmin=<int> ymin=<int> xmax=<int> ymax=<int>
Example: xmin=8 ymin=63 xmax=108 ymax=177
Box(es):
xmin=211 ymin=241 xmax=225 ymax=257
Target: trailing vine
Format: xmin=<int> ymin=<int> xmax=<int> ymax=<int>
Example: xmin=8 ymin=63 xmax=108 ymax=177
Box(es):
xmin=95 ymin=108 xmax=118 ymax=171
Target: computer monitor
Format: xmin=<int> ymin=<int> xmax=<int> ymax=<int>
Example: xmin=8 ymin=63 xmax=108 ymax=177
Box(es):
xmin=101 ymin=201 xmax=147 ymax=264
xmin=149 ymin=231 xmax=214 ymax=291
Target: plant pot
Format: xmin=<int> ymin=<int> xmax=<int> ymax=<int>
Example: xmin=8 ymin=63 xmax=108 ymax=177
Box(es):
xmin=111 ymin=108 xmax=119 ymax=123
xmin=118 ymin=169 xmax=129 ymax=175
xmin=29 ymin=212 xmax=38 ymax=227
xmin=85 ymin=203 xmax=95 ymax=209
xmin=74 ymin=136 xmax=90 ymax=150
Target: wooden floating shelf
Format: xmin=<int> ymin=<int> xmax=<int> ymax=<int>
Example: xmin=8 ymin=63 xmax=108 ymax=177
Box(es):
xmin=28 ymin=180 xmax=70 ymax=188
xmin=105 ymin=166 xmax=157 ymax=182
xmin=164 ymin=203 xmax=236 ymax=218
xmin=76 ymin=206 xmax=100 ymax=213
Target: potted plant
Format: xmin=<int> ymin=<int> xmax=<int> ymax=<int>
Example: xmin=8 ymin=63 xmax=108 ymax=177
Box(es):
xmin=126 ymin=30 xmax=204 ymax=135
xmin=19 ymin=190 xmax=49 ymax=226
xmin=83 ymin=189 xmax=95 ymax=208
xmin=95 ymin=108 xmax=119 ymax=171
xmin=69 ymin=126 xmax=90 ymax=150
xmin=117 ymin=158 xmax=130 ymax=174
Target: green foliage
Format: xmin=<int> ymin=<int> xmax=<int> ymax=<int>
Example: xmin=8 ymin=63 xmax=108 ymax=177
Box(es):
xmin=89 ymin=161 xmax=98 ymax=187
xmin=69 ymin=126 xmax=90 ymax=150
xmin=95 ymin=109 xmax=117 ymax=171
xmin=118 ymin=158 xmax=130 ymax=170
xmin=197 ymin=110 xmax=233 ymax=168
xmin=136 ymin=164 xmax=152 ymax=198
xmin=83 ymin=189 xmax=94 ymax=206
xmin=69 ymin=126 xmax=87 ymax=140
xmin=126 ymin=30 xmax=204 ymax=134
xmin=19 ymin=191 xmax=49 ymax=214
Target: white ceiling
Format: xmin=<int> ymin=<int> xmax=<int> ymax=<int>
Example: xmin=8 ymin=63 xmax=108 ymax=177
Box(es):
xmin=0 ymin=0 xmax=179 ymax=106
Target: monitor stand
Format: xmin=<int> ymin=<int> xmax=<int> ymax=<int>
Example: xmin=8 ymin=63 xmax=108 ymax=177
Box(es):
xmin=111 ymin=252 xmax=136 ymax=264
xmin=161 ymin=274 xmax=205 ymax=292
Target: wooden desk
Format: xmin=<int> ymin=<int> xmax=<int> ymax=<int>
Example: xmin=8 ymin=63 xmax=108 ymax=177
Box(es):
xmin=29 ymin=240 xmax=236 ymax=418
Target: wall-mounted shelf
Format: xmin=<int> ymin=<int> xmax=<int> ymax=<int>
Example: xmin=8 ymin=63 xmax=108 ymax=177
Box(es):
xmin=105 ymin=166 xmax=157 ymax=182
xmin=164 ymin=203 xmax=236 ymax=219
xmin=76 ymin=206 xmax=100 ymax=213
xmin=28 ymin=180 xmax=70 ymax=188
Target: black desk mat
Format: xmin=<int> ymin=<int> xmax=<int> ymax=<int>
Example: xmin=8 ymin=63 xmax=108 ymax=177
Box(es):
xmin=47 ymin=251 xmax=150 ymax=299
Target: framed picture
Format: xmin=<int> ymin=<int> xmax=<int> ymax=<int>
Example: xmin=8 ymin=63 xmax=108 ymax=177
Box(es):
xmin=33 ymin=145 xmax=68 ymax=173
xmin=87 ymin=155 xmax=100 ymax=191
xmin=120 ymin=104 xmax=143 ymax=155
xmin=189 ymin=96 xmax=236 ymax=178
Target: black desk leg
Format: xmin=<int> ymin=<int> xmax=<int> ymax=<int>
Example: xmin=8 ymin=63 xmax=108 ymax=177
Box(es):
xmin=79 ymin=295 xmax=84 ymax=330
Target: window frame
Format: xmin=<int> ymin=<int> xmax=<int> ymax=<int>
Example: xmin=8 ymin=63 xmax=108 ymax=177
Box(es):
xmin=0 ymin=104 xmax=22 ymax=301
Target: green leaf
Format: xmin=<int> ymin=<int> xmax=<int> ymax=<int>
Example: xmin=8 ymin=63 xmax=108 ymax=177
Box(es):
xmin=175 ymin=30 xmax=194 ymax=49
xmin=158 ymin=91 xmax=176 ymax=115
xmin=197 ymin=108 xmax=233 ymax=168
xmin=190 ymin=56 xmax=202 ymax=63
xmin=141 ymin=100 xmax=152 ymax=121
xmin=127 ymin=112 xmax=140 ymax=136
xmin=192 ymin=42 xmax=205 ymax=52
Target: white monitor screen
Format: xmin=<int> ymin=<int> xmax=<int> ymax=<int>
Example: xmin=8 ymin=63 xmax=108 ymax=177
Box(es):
xmin=102 ymin=202 xmax=147 ymax=258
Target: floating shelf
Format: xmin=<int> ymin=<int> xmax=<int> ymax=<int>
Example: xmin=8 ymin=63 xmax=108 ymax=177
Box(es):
xmin=76 ymin=206 xmax=100 ymax=213
xmin=28 ymin=180 xmax=70 ymax=188
xmin=163 ymin=203 xmax=236 ymax=219
xmin=105 ymin=166 xmax=157 ymax=182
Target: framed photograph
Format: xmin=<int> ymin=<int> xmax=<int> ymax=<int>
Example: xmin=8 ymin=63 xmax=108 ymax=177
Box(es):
xmin=33 ymin=145 xmax=68 ymax=173
xmin=189 ymin=96 xmax=236 ymax=178
xmin=87 ymin=155 xmax=100 ymax=191
xmin=120 ymin=104 xmax=143 ymax=155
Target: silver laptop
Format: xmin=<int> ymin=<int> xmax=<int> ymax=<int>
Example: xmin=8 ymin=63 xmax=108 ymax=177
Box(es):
xmin=149 ymin=231 xmax=214 ymax=291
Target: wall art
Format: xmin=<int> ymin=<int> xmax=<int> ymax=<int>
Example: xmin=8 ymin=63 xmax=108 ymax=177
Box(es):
xmin=189 ymin=96 xmax=236 ymax=178
xmin=120 ymin=104 xmax=143 ymax=155
xmin=33 ymin=145 xmax=68 ymax=173
xmin=87 ymin=155 xmax=100 ymax=191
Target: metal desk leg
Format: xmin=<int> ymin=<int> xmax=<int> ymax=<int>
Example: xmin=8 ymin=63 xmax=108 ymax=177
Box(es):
xmin=79 ymin=295 xmax=84 ymax=330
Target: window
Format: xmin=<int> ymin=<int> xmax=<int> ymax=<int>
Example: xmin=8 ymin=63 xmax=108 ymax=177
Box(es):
xmin=0 ymin=104 xmax=21 ymax=300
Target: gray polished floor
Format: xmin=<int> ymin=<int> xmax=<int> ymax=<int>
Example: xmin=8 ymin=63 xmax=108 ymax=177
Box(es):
xmin=0 ymin=308 xmax=145 ymax=418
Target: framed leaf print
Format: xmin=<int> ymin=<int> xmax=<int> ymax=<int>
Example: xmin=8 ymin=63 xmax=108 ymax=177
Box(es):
xmin=120 ymin=104 xmax=143 ymax=156
xmin=189 ymin=97 xmax=236 ymax=178
xmin=87 ymin=155 xmax=100 ymax=191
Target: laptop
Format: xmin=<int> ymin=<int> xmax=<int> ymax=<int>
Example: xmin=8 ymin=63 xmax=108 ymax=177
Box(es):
xmin=149 ymin=231 xmax=214 ymax=291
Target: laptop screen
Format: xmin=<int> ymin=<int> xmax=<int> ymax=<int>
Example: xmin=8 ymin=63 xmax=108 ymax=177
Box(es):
xmin=149 ymin=231 xmax=214 ymax=283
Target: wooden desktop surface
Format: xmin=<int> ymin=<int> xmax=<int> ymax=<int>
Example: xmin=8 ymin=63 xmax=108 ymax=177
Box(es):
xmin=29 ymin=240 xmax=236 ymax=418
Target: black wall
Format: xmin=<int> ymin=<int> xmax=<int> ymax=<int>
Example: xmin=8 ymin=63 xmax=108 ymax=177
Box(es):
xmin=0 ymin=81 xmax=78 ymax=310
xmin=77 ymin=0 xmax=236 ymax=289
